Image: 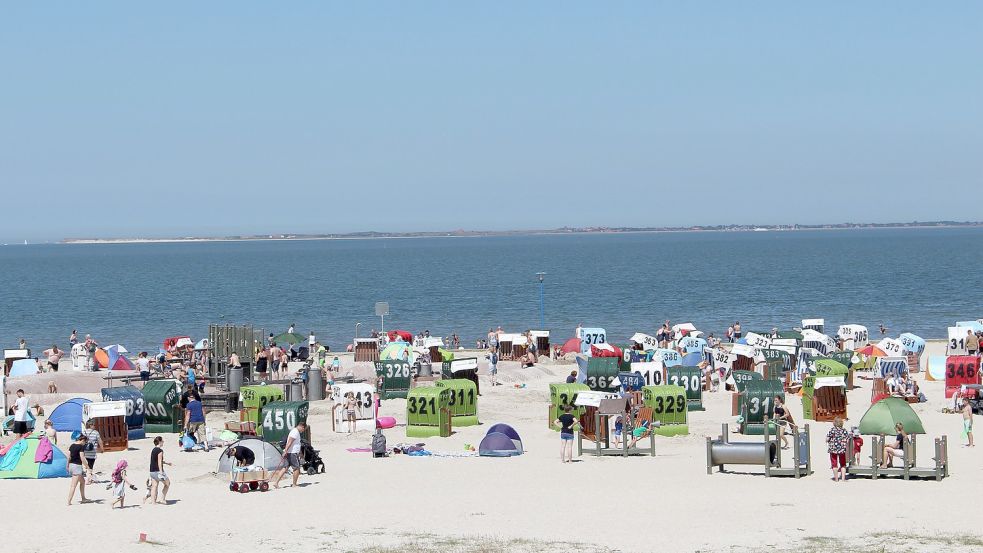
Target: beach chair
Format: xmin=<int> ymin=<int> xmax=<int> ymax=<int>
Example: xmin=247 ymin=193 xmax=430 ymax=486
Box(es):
xmin=812 ymin=387 xmax=847 ymax=422
xmin=629 ymin=407 xmax=655 ymax=443
xmin=870 ymin=378 xmax=887 ymax=402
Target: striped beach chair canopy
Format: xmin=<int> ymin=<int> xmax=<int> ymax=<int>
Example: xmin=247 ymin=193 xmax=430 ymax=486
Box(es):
xmin=876 ymin=356 xmax=909 ymax=378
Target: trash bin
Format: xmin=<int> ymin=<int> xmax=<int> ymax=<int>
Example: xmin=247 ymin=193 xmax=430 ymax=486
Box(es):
xmin=288 ymin=380 xmax=304 ymax=401
xmin=307 ymin=368 xmax=324 ymax=401
xmin=418 ymin=362 xmax=433 ymax=377
xmin=228 ymin=367 xmax=243 ymax=393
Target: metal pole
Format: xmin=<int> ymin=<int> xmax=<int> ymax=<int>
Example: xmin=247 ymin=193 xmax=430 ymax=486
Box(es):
xmin=355 ymin=322 xmax=361 ymax=340
xmin=536 ymin=272 xmax=546 ymax=330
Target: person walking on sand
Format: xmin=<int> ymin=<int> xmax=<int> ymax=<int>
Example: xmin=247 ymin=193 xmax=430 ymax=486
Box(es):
xmin=962 ymin=398 xmax=975 ymax=447
xmin=269 ymin=343 xmax=281 ymax=379
xmin=82 ymin=419 xmax=104 ymax=483
xmin=69 ymin=329 xmax=78 ymax=347
xmin=554 ymin=405 xmax=577 ymax=463
xmin=183 ymin=393 xmax=208 ymax=450
xmin=109 ymin=460 xmax=138 ymax=509
xmin=272 ymin=421 xmax=307 ymax=489
xmin=826 ymin=417 xmax=850 ymax=482
xmin=67 ymin=434 xmax=91 ymax=505
xmin=733 ymin=322 xmax=742 ymax=341
xmin=147 ymin=436 xmax=171 ymax=504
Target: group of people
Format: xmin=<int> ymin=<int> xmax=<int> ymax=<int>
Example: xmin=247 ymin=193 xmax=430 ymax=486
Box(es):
xmin=67 ymin=433 xmax=171 ymax=508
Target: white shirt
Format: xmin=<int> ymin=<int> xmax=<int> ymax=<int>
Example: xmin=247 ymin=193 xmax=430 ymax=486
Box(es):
xmin=14 ymin=396 xmax=30 ymax=422
xmin=136 ymin=357 xmax=151 ymax=372
xmin=287 ymin=428 xmax=302 ymax=454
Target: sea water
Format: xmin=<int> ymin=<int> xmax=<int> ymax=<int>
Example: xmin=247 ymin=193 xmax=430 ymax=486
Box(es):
xmin=0 ymin=227 xmax=979 ymax=353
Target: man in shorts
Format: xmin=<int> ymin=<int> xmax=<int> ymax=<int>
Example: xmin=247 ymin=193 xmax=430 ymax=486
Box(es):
xmin=12 ymin=389 xmax=31 ymax=436
xmin=183 ymin=394 xmax=208 ymax=450
xmin=272 ymin=421 xmax=307 ymax=489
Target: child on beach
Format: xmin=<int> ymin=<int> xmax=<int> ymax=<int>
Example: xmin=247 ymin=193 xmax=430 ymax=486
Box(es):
xmin=826 ymin=417 xmax=849 ymax=482
xmin=487 ymin=349 xmax=498 ymax=386
xmin=344 ymin=392 xmax=360 ymax=433
xmin=962 ymin=398 xmax=974 ymax=447
xmin=110 ymin=460 xmax=138 ymax=509
xmin=612 ymin=416 xmax=624 ymax=447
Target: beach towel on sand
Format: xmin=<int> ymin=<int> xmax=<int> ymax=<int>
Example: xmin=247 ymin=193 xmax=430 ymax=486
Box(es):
xmin=35 ymin=437 xmax=53 ymax=463
xmin=0 ymin=439 xmax=27 ymax=471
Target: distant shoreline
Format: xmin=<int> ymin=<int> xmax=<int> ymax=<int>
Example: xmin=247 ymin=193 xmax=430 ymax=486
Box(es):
xmin=55 ymin=221 xmax=983 ymax=245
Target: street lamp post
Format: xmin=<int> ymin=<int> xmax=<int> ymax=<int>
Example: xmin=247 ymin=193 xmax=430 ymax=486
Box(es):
xmin=536 ymin=272 xmax=546 ymax=330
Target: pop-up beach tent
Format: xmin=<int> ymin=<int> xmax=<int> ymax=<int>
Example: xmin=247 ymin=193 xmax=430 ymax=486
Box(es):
xmin=479 ymin=423 xmax=523 ymax=457
xmin=0 ymin=436 xmax=69 ymax=479
xmin=216 ymin=438 xmax=283 ymax=472
xmin=8 ymin=358 xmax=39 ymax=377
xmin=49 ymin=398 xmax=92 ymax=432
xmin=859 ymin=397 xmax=925 ymax=435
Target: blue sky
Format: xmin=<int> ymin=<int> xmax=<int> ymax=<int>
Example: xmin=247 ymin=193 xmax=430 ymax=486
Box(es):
xmin=2 ymin=3 xmax=980 ymax=241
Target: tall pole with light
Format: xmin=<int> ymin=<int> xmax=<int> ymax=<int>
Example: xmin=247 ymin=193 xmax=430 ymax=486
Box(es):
xmin=536 ymin=272 xmax=546 ymax=330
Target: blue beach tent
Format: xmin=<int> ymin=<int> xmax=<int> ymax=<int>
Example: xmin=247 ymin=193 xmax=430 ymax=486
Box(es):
xmin=48 ymin=398 xmax=92 ymax=432
xmin=8 ymin=359 xmax=39 ymax=377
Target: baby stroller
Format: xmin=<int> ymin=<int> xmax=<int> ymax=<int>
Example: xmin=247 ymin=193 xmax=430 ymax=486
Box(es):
xmin=300 ymin=440 xmax=325 ymax=475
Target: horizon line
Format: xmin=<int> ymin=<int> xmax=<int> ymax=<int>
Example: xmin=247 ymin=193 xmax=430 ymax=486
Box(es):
xmin=43 ymin=219 xmax=983 ymax=244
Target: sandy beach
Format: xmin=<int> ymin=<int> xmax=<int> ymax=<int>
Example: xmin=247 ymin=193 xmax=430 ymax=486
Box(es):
xmin=2 ymin=341 xmax=980 ymax=553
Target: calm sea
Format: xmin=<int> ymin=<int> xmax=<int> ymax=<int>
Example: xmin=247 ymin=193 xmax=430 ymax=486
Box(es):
xmin=1 ymin=228 xmax=979 ymax=354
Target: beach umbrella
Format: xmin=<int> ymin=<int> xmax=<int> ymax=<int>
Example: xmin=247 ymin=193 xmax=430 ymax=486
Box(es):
xmin=858 ymin=397 xmax=925 ymax=435
xmin=105 ymin=345 xmax=135 ymax=371
xmin=856 ymin=344 xmax=886 ymax=357
xmin=271 ymin=332 xmax=306 ymax=345
xmin=560 ymin=338 xmax=581 ymax=354
xmin=173 ymin=337 xmax=194 ymax=349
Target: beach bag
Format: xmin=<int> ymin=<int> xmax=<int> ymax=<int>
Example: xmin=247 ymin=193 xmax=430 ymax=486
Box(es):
xmin=372 ymin=430 xmax=387 ymax=458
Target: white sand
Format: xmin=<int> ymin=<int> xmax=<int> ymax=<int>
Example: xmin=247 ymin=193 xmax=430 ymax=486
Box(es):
xmin=2 ymin=344 xmax=980 ymax=553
